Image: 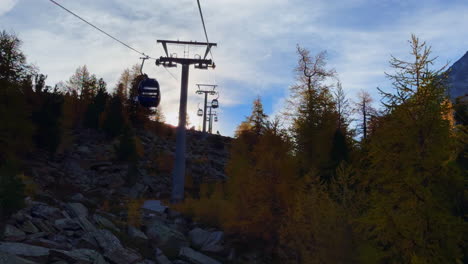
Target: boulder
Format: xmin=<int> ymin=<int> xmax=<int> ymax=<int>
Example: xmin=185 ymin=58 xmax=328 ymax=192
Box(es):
xmin=50 ymin=248 xmax=106 ymax=264
xmin=105 ymin=247 xmax=142 ymax=264
xmin=4 ymin=224 xmax=26 ymax=241
xmin=66 ymin=203 xmax=88 ymax=217
xmin=0 ymin=251 xmax=39 ymax=264
xmin=31 ymin=219 xmax=56 ymax=233
xmin=55 ymin=218 xmax=81 ymax=231
xmin=0 ymin=242 xmax=49 ymax=257
xmin=128 ymin=226 xmax=148 ymax=240
xmin=154 ymin=248 xmax=171 ymax=264
xmin=179 ymin=247 xmax=221 ymax=264
xmin=92 ymin=229 xmax=122 ymax=253
xmin=93 ymin=214 xmax=120 ymax=232
xmin=146 ymin=220 xmax=189 ymax=258
xmin=30 ymin=204 xmax=63 ymax=220
xmin=20 ymin=221 xmax=39 ymax=234
xmin=55 ymin=218 xmax=73 ymax=229
xmin=77 ymin=232 xmax=99 ymax=250
xmin=77 ymin=216 xmax=97 ymax=232
xmin=188 ymin=228 xmax=224 ymax=253
xmin=24 ymin=238 xmax=70 ymax=250
xmin=141 ymin=200 xmax=167 ymax=214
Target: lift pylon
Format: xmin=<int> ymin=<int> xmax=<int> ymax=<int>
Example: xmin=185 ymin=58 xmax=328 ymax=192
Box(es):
xmin=155 ymin=40 xmax=216 ymax=203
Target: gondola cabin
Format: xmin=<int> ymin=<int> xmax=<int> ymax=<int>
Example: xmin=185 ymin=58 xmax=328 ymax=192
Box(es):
xmin=197 ymin=109 xmax=203 ymax=116
xmin=138 ymin=77 xmax=161 ymax=108
xmin=214 ymin=116 xmax=218 ymax=122
xmin=211 ymin=99 xmax=219 ymax=108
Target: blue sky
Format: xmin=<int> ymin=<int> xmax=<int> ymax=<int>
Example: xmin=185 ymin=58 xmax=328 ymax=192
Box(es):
xmin=1 ymin=0 xmax=467 ymax=136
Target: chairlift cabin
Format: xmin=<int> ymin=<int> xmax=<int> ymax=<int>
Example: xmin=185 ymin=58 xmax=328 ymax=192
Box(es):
xmin=138 ymin=76 xmax=161 ymax=108
xmin=211 ymin=99 xmax=219 ymax=108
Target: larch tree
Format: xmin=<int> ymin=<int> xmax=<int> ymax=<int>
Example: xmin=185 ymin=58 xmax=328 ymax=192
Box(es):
xmin=288 ymin=45 xmax=338 ymax=180
xmin=361 ymin=35 xmax=464 ymax=263
xmin=354 ymin=90 xmax=376 ymax=141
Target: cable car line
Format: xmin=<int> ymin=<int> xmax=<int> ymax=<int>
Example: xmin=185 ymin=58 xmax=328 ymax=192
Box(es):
xmin=196 ymin=0 xmax=214 ymax=61
xmin=48 ymin=0 xmax=180 ymax=82
xmin=48 ymin=0 xmax=150 ymax=58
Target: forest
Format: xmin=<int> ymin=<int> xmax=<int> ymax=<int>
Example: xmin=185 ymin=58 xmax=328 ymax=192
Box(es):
xmin=0 ymin=30 xmax=467 ymax=264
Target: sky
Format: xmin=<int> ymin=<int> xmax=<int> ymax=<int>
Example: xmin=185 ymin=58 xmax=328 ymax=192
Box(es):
xmin=1 ymin=0 xmax=467 ymax=136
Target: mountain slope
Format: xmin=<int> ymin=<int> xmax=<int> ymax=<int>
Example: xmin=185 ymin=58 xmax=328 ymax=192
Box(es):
xmin=447 ymin=51 xmax=468 ymax=100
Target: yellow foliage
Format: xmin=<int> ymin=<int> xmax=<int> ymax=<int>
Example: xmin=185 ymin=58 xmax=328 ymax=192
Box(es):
xmin=17 ymin=173 xmax=37 ymax=198
xmin=100 ymin=200 xmax=110 ymax=212
xmin=156 ymin=152 xmax=173 ymax=173
xmin=127 ymin=199 xmax=143 ymax=228
xmin=134 ymin=137 xmax=144 ymax=158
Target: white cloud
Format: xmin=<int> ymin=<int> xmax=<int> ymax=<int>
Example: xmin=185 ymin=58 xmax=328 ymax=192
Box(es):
xmin=0 ymin=0 xmax=17 ymax=16
xmin=3 ymin=0 xmax=468 ymax=135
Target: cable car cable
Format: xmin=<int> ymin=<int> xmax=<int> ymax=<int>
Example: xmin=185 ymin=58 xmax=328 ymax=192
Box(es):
xmin=48 ymin=0 xmax=150 ymax=58
xmin=196 ymin=0 xmax=214 ymax=61
xmin=48 ymin=0 xmax=180 ymax=82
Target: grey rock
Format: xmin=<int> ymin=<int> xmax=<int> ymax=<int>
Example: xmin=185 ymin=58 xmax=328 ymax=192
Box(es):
xmin=137 ymin=260 xmax=156 ymax=264
xmin=66 ymin=203 xmax=88 ymax=217
xmin=93 ymin=214 xmax=120 ymax=232
xmin=188 ymin=228 xmax=224 ymax=253
xmin=0 ymin=251 xmax=39 ymax=264
xmin=92 ymin=229 xmax=122 ymax=253
xmin=77 ymin=232 xmax=100 ymax=250
xmin=55 ymin=218 xmax=81 ymax=231
xmin=141 ymin=200 xmax=167 ymax=214
xmin=0 ymin=242 xmax=49 ymax=257
xmin=31 ymin=219 xmax=56 ymax=233
xmin=128 ymin=226 xmax=148 ymax=240
xmin=4 ymin=224 xmax=26 ymax=239
xmin=104 ymin=247 xmax=141 ymax=264
xmin=30 ymin=204 xmax=62 ymax=220
xmin=155 ymin=248 xmax=171 ymax=264
xmin=24 ymin=238 xmax=70 ymax=250
xmin=179 ymin=247 xmax=221 ymax=264
xmin=77 ymin=216 xmax=97 ymax=232
xmin=78 ymin=145 xmax=91 ymax=154
xmin=26 ymin=232 xmax=47 ymax=240
xmin=50 ymin=248 xmax=106 ymax=263
xmin=71 ymin=193 xmax=85 ymax=202
xmin=20 ymin=221 xmax=39 ymax=234
xmin=146 ymin=220 xmax=189 ymax=258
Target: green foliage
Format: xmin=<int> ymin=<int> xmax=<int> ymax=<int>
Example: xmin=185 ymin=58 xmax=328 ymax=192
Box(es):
xmin=102 ymin=94 xmax=126 ymax=138
xmin=359 ymin=35 xmax=465 ymax=263
xmin=84 ymin=78 xmax=108 ymax=129
xmin=31 ymin=84 xmax=64 ymax=153
xmin=288 ymin=46 xmax=340 ymax=180
xmin=116 ymin=126 xmax=138 ymax=163
xmin=0 ymin=163 xmax=25 ymax=220
xmin=0 ymin=31 xmax=34 ymax=164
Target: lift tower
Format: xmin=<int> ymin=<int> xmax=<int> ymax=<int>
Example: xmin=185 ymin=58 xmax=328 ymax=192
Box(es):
xmin=156 ymin=40 xmax=216 ymax=202
xmin=195 ymin=84 xmax=217 ymax=133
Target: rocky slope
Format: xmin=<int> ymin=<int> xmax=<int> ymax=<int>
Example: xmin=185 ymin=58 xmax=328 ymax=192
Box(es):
xmin=0 ymin=128 xmax=248 ymax=264
xmin=447 ymin=51 xmax=468 ymax=100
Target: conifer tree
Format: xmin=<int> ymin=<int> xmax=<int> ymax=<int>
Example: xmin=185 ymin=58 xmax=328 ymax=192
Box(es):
xmin=361 ymin=35 xmax=464 ymax=263
xmin=84 ymin=78 xmax=108 ymax=129
xmin=288 ymin=45 xmax=338 ymax=179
